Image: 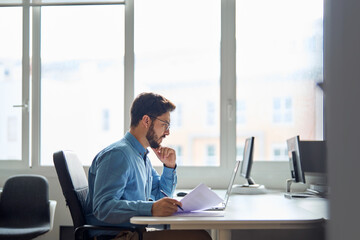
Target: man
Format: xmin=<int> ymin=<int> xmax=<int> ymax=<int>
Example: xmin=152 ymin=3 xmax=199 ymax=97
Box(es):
xmin=84 ymin=92 xmax=211 ymax=240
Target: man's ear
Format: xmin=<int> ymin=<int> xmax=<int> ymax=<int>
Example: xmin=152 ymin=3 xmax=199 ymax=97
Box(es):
xmin=142 ymin=115 xmax=151 ymax=128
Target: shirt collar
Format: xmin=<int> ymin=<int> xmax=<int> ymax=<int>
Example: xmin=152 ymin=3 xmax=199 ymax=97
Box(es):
xmin=124 ymin=131 xmax=149 ymax=160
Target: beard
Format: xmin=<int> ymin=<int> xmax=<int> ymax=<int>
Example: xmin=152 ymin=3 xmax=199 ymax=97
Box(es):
xmin=146 ymin=123 xmax=164 ymax=148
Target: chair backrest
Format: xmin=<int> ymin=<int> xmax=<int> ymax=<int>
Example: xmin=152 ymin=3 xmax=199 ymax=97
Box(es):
xmin=0 ymin=174 xmax=50 ymax=228
xmin=53 ymin=150 xmax=89 ymax=229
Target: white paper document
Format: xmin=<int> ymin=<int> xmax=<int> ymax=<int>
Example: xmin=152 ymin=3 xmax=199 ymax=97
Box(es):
xmin=177 ymin=183 xmax=223 ymax=213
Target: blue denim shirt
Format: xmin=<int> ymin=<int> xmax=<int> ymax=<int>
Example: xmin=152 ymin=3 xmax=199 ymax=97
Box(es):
xmin=84 ymin=132 xmax=177 ymax=235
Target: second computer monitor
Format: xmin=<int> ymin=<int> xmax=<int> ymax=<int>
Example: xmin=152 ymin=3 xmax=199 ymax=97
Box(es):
xmin=286 ymin=135 xmax=306 ymax=184
xmin=232 ymin=136 xmax=266 ymax=194
xmin=240 ymin=136 xmax=256 ymax=186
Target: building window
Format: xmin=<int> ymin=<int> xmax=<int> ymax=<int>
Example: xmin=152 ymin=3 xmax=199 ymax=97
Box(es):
xmin=272 ymin=144 xmax=288 ymax=161
xmin=102 ymin=109 xmax=110 ymax=131
xmin=171 ymin=103 xmax=182 ymax=129
xmin=237 ymin=145 xmax=245 ymax=160
xmin=172 ymin=145 xmax=183 ymax=165
xmin=236 ymin=100 xmax=246 ymax=124
xmin=205 ymin=145 xmax=217 ymax=166
xmin=206 ymin=101 xmax=216 ymax=126
xmin=272 ymin=97 xmax=293 ymax=124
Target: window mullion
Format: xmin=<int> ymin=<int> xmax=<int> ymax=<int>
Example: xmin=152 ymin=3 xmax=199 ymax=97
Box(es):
xmin=31 ymin=5 xmax=41 ymax=167
xmin=124 ymin=0 xmax=134 ymax=133
xmin=220 ymin=0 xmax=236 ymax=168
xmin=22 ymin=2 xmax=31 ymax=167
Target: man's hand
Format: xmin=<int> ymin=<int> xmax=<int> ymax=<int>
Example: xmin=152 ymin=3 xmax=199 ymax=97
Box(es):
xmin=152 ymin=146 xmax=176 ymax=168
xmin=151 ymin=197 xmax=182 ymax=216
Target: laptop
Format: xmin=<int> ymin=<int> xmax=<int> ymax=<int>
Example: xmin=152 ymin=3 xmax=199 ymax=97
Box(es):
xmin=204 ymin=159 xmax=241 ymax=211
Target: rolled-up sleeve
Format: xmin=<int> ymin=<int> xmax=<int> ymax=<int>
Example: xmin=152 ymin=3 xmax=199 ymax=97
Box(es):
xmin=151 ymin=165 xmax=177 ymax=200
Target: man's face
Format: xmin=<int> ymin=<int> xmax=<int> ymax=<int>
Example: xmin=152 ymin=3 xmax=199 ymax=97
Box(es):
xmin=146 ymin=112 xmax=170 ymax=148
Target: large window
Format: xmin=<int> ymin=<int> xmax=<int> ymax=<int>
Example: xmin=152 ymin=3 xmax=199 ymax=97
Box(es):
xmin=40 ymin=5 xmax=125 ymax=166
xmin=0 ymin=0 xmax=323 ymax=173
xmin=134 ymin=0 xmax=221 ymax=166
xmin=0 ymin=7 xmax=23 ymax=162
xmin=0 ymin=1 xmax=126 ymax=166
xmin=236 ymin=0 xmax=324 ymax=161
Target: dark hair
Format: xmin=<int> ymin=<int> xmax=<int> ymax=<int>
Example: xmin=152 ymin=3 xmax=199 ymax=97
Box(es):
xmin=130 ymin=92 xmax=176 ymax=127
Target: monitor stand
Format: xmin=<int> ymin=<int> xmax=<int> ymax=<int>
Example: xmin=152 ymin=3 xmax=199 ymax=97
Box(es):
xmin=286 ymin=179 xmax=295 ymax=193
xmin=232 ymin=177 xmax=266 ymax=194
xmin=284 ymin=179 xmax=325 ymax=199
xmin=309 ymin=183 xmax=328 ymax=194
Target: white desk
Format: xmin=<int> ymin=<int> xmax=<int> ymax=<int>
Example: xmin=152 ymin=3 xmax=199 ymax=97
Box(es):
xmin=130 ymin=191 xmax=328 ymax=240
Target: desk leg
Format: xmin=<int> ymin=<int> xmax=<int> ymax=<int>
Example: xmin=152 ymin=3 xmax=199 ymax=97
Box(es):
xmin=219 ymin=229 xmax=231 ymax=240
xmin=210 ymin=229 xmax=218 ymax=240
xmin=213 ymin=229 xmax=231 ymax=240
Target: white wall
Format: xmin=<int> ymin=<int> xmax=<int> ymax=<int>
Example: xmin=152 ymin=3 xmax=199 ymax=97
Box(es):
xmin=325 ymin=0 xmax=360 ymax=240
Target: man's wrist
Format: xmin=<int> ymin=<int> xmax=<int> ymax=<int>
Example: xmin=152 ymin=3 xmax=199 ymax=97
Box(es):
xmin=163 ymin=163 xmax=177 ymax=169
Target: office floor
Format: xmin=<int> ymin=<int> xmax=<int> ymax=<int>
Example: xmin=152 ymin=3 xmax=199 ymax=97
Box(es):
xmin=59 ymin=227 xmax=325 ymax=240
xmin=231 ymin=227 xmax=325 ymax=240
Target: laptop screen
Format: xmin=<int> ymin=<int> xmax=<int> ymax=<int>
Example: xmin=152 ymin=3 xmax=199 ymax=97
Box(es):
xmin=223 ymin=159 xmax=241 ymax=206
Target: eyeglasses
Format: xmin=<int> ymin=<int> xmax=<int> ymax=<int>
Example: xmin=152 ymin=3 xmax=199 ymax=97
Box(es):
xmin=148 ymin=115 xmax=170 ymax=131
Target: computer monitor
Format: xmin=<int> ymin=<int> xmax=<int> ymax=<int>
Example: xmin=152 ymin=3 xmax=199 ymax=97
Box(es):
xmin=232 ymin=137 xmax=266 ymax=194
xmin=239 ymin=136 xmax=256 ymax=186
xmin=285 ymin=135 xmax=327 ymax=198
xmin=298 ymin=140 xmax=327 ymax=174
xmin=299 ymin=140 xmax=327 ymax=193
xmin=286 ymin=136 xmax=305 ymax=184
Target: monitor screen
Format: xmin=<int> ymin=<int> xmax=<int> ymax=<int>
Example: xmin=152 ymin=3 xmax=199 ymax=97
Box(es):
xmin=233 ymin=136 xmax=267 ymax=193
xmin=299 ymin=140 xmax=326 ymax=174
xmin=286 ymin=136 xmax=306 ymax=183
xmin=240 ymin=137 xmax=255 ymax=182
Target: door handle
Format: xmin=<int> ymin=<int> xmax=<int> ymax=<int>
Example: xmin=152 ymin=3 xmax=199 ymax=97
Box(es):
xmin=13 ymin=101 xmax=29 ymax=112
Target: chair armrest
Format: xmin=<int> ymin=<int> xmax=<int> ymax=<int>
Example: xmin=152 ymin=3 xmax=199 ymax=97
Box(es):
xmin=75 ymin=224 xmax=144 ymax=240
xmin=49 ymin=200 xmax=57 ymax=231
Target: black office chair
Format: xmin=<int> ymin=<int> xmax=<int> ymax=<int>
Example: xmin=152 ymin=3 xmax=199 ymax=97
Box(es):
xmin=53 ymin=150 xmax=144 ymax=240
xmin=0 ymin=174 xmax=53 ymax=240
